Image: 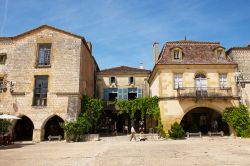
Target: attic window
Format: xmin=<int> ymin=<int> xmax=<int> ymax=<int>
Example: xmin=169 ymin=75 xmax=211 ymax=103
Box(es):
xmin=171 ymin=48 xmax=182 ymax=61
xmin=129 ymin=77 xmax=134 ymax=85
xmin=215 ymin=48 xmax=225 ymax=60
xmin=0 ymin=53 xmax=7 ymax=64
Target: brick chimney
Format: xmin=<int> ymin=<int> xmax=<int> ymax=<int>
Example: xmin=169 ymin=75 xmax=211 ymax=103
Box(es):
xmin=153 ymin=42 xmax=159 ymax=64
xmin=86 ymin=42 xmax=92 ymax=53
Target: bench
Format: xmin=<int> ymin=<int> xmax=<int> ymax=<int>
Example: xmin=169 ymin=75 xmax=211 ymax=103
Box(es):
xmin=186 ymin=132 xmax=202 ymax=138
xmin=48 ymin=135 xmax=62 ymax=141
xmin=208 ymin=131 xmax=224 ymax=137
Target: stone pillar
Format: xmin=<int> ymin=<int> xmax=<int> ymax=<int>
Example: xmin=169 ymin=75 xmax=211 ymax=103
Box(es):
xmin=32 ymin=129 xmax=44 ymax=143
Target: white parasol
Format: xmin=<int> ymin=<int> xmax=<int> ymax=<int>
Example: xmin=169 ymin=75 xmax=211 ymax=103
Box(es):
xmin=0 ymin=114 xmax=21 ymax=119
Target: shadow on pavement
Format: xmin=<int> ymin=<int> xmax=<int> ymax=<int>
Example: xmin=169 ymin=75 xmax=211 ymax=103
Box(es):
xmin=0 ymin=142 xmax=35 ymax=150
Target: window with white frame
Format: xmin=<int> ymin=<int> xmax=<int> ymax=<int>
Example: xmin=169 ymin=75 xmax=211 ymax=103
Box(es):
xmin=219 ymin=74 xmax=227 ymax=88
xmin=174 ymin=73 xmax=183 ymax=89
xmin=37 ymin=43 xmax=51 ymax=66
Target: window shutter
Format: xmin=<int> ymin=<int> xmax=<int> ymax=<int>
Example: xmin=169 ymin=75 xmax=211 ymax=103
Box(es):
xmin=104 ymin=89 xmax=109 ymax=101
xmin=137 ymin=88 xmax=143 ymax=98
xmin=117 ymin=88 xmax=123 ymax=100
xmin=123 ymin=88 xmax=128 ymax=99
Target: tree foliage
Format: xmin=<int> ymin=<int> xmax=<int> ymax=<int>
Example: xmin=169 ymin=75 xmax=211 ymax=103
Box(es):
xmin=61 ymin=96 xmax=103 ymax=142
xmin=222 ymin=105 xmax=250 ymax=137
xmin=116 ymin=96 xmax=160 ymax=120
xmin=168 ymin=122 xmax=185 ymax=139
xmin=0 ymin=118 xmax=11 ymax=136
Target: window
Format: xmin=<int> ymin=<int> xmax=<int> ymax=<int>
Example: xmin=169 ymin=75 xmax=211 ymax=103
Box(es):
xmin=174 ymin=74 xmax=183 ymax=89
xmin=0 ymin=53 xmax=7 ymax=64
xmin=0 ymin=78 xmax=3 ymax=93
xmin=33 ymin=76 xmax=48 ymax=106
xmin=37 ymin=44 xmax=51 ymax=66
xmin=174 ymin=50 xmax=180 ymax=60
xmin=219 ymin=74 xmax=227 ymax=88
xmin=218 ymin=50 xmax=223 ymax=60
xmin=110 ymin=76 xmax=116 ymax=84
xmin=129 ymin=77 xmax=134 ymax=85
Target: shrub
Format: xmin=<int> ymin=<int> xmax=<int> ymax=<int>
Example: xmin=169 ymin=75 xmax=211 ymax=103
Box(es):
xmin=222 ymin=105 xmax=250 ymax=138
xmin=168 ymin=122 xmax=185 ymax=139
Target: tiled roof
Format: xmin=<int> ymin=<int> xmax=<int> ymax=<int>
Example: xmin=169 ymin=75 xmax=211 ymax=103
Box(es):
xmin=98 ymin=66 xmax=151 ymax=75
xmin=158 ymin=40 xmax=236 ymax=65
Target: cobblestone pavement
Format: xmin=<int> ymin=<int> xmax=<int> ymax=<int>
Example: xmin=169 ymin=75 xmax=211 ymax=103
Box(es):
xmin=0 ymin=136 xmax=250 ymax=166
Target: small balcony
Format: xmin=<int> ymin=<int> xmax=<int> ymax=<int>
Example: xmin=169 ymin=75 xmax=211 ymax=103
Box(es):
xmin=177 ymin=87 xmax=237 ymax=99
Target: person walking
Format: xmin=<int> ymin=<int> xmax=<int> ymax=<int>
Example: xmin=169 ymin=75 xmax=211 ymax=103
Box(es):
xmin=130 ymin=126 xmax=136 ymax=141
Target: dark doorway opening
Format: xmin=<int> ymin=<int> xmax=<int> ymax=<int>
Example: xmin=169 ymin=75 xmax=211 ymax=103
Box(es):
xmin=14 ymin=116 xmax=34 ymax=141
xmin=109 ymin=93 xmax=117 ymax=101
xmin=180 ymin=107 xmax=229 ymax=135
xmin=44 ymin=116 xmax=64 ymax=140
xmin=128 ymin=93 xmax=137 ymax=100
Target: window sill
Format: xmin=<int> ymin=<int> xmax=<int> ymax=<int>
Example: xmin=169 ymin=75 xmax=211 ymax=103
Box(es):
xmin=35 ymin=65 xmax=51 ymax=68
xmin=32 ymin=105 xmax=47 ymax=109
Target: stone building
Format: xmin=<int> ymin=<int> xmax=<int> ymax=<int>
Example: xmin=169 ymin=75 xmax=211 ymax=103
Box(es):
xmin=0 ymin=25 xmax=98 ymax=142
xmin=227 ymin=44 xmax=250 ymax=110
xmin=149 ymin=40 xmax=239 ymax=135
xmin=96 ymin=65 xmax=151 ymax=133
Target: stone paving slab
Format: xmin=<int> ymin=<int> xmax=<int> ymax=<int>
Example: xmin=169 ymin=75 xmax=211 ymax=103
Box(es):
xmin=0 ymin=136 xmax=250 ymax=166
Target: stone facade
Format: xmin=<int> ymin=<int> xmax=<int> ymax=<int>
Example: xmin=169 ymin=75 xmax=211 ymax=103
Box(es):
xmin=227 ymin=46 xmax=250 ymax=109
xmin=149 ymin=41 xmax=239 ymax=135
xmin=0 ymin=25 xmax=98 ymax=142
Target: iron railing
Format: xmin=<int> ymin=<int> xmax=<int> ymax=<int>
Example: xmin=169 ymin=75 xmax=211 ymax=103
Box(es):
xmin=177 ymin=87 xmax=233 ymax=98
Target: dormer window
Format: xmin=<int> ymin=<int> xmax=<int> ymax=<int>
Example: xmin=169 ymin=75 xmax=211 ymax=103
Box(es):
xmin=171 ymin=48 xmax=182 ymax=61
xmin=215 ymin=47 xmax=225 ymax=60
xmin=0 ymin=53 xmax=7 ymax=64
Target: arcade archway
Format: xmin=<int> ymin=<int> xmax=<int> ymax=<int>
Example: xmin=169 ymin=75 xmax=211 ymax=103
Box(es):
xmin=180 ymin=107 xmax=229 ymax=135
xmin=14 ymin=116 xmax=34 ymax=141
xmin=43 ymin=115 xmax=64 ymax=140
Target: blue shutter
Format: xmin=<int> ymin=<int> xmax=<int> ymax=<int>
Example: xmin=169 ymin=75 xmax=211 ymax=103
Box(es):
xmin=104 ymin=89 xmax=109 ymax=101
xmin=117 ymin=88 xmax=123 ymax=100
xmin=123 ymin=88 xmax=128 ymax=100
xmin=137 ymin=88 xmax=143 ymax=98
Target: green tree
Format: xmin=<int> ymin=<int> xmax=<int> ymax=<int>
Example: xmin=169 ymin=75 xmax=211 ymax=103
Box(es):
xmin=168 ymin=122 xmax=185 ymax=139
xmin=222 ymin=105 xmax=250 ymax=137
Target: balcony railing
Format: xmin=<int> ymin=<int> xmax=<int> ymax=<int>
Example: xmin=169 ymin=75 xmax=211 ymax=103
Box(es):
xmin=177 ymin=87 xmax=234 ymax=99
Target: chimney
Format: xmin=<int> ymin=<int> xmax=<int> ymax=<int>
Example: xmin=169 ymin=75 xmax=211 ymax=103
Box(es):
xmin=139 ymin=62 xmax=144 ymax=69
xmin=248 ymin=43 xmax=250 ymax=47
xmin=86 ymin=42 xmax=92 ymax=54
xmin=153 ymin=42 xmax=159 ymax=64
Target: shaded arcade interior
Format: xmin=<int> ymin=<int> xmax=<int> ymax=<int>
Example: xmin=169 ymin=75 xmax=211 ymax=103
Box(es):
xmin=44 ymin=115 xmax=64 ymax=140
xmin=180 ymin=107 xmax=229 ymax=135
xmin=98 ymin=109 xmax=158 ymax=134
xmin=14 ymin=116 xmax=34 ymax=141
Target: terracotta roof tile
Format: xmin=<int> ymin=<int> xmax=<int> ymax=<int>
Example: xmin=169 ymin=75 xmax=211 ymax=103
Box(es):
xmin=98 ymin=66 xmax=151 ymax=75
xmin=158 ymin=40 xmax=235 ymax=65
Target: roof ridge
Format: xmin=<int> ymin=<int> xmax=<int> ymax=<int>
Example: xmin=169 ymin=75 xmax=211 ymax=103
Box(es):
xmin=166 ymin=40 xmax=220 ymax=45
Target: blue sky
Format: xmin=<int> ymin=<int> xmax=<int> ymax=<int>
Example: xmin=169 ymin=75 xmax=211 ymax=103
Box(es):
xmin=0 ymin=0 xmax=250 ymax=70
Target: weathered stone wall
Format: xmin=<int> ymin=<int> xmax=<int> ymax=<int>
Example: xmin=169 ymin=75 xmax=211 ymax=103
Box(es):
xmin=0 ymin=27 xmax=95 ymax=142
xmin=228 ymin=49 xmax=250 ymax=109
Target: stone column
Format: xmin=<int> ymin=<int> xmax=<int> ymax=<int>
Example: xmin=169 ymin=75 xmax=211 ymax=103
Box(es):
xmin=32 ymin=129 xmax=44 ymax=143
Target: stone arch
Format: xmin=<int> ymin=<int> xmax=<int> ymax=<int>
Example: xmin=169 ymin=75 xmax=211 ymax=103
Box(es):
xmin=180 ymin=106 xmax=230 ymax=135
xmin=13 ymin=115 xmax=34 ymax=141
xmin=42 ymin=114 xmax=65 ymax=140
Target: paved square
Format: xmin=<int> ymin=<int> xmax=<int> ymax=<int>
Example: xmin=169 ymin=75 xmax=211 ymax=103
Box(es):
xmin=0 ymin=136 xmax=250 ymax=166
